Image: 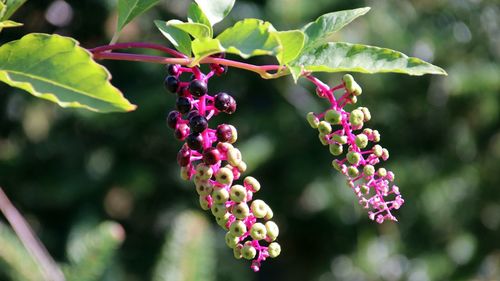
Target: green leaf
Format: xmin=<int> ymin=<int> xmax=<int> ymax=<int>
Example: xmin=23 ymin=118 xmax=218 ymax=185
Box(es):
xmin=187 ymin=3 xmax=212 ymax=36
xmin=191 ymin=37 xmax=224 ymax=64
xmin=302 ymin=7 xmax=370 ymax=50
xmin=194 ymin=0 xmax=235 ymax=26
xmin=154 ymin=20 xmax=192 ymax=56
xmin=152 ymin=210 xmax=215 ymax=281
xmin=1 ymin=0 xmax=27 ymax=21
xmin=275 ymin=30 xmax=305 ymax=64
xmin=291 ymin=42 xmax=447 ymax=76
xmin=0 ymin=20 xmax=22 ymax=31
xmin=116 ymin=0 xmax=159 ymax=32
xmin=0 ymin=33 xmax=137 ymax=112
xmin=167 ymin=19 xmax=211 ymax=39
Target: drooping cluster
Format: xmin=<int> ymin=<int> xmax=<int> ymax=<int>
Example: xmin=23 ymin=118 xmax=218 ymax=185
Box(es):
xmin=164 ymin=59 xmax=280 ymax=271
xmin=306 ymin=74 xmax=404 ymax=223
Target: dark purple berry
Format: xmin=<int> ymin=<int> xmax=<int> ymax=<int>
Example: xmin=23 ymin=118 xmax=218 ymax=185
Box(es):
xmin=189 ymin=115 xmax=208 ymax=133
xmin=216 ymin=124 xmax=232 ymax=142
xmin=176 ymin=97 xmax=192 ymax=114
xmin=189 ymin=80 xmax=208 ymax=97
xmin=167 ymin=111 xmax=181 ymax=129
xmin=167 ymin=64 xmax=180 ymax=76
xmin=187 ymin=133 xmax=204 ymax=151
xmin=174 ymin=123 xmax=190 ymax=140
xmin=177 ymin=86 xmax=189 ymax=97
xmin=177 ymin=146 xmax=191 ymax=166
xmin=164 ymin=76 xmax=179 ymax=93
xmin=203 ymin=147 xmax=221 ymax=165
xmin=214 ymin=92 xmax=237 ymax=114
xmin=186 ymin=110 xmax=200 ymax=121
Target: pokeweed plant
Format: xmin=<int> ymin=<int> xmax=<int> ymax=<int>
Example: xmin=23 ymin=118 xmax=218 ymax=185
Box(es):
xmin=0 ymin=0 xmax=446 ymax=274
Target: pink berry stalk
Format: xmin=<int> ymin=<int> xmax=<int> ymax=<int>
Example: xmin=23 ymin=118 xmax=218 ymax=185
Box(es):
xmin=305 ymin=74 xmax=404 ymax=223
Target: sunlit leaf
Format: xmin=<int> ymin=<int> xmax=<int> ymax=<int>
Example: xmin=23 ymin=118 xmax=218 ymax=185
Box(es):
xmin=1 ymin=0 xmax=27 ymax=21
xmin=154 ymin=20 xmax=192 ymax=56
xmin=167 ymin=20 xmax=211 ymax=39
xmin=187 ymin=3 xmax=212 ymax=37
xmin=0 ymin=33 xmax=137 ymax=112
xmin=116 ymin=0 xmax=159 ymax=32
xmin=194 ymin=0 xmax=235 ymax=26
xmin=275 ymin=30 xmax=305 ymax=64
xmin=0 ymin=20 xmax=22 ymax=31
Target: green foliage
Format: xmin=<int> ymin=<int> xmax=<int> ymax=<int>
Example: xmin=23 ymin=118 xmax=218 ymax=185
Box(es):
xmin=274 ymin=30 xmax=305 ymax=64
xmin=154 ymin=20 xmax=192 ymax=56
xmin=187 ymin=3 xmax=212 ymax=34
xmin=152 ymin=210 xmax=215 ymax=281
xmin=0 ymin=33 xmax=136 ymax=113
xmin=0 ymin=223 xmax=43 ymax=281
xmin=166 ymin=20 xmax=212 ymax=39
xmin=0 ymin=20 xmax=21 ymax=31
xmin=116 ymin=0 xmax=160 ymax=32
xmin=193 ymin=0 xmax=235 ymax=26
xmin=0 ymin=0 xmax=26 ymax=21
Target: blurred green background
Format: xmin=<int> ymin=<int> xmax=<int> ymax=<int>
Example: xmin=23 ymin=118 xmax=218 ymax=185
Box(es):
xmin=1 ymin=0 xmax=499 ymax=280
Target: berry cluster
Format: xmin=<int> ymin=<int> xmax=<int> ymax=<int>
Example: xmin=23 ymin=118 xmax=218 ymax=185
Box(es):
xmin=164 ymin=60 xmax=280 ymax=271
xmin=306 ymin=74 xmax=404 ymax=223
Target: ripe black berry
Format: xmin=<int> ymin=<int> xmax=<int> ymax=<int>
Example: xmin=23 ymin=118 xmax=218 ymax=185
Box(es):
xmin=189 ymin=115 xmax=208 ymax=133
xmin=164 ymin=75 xmax=179 ymax=93
xmin=186 ymin=110 xmax=200 ymax=121
xmin=167 ymin=64 xmax=180 ymax=76
xmin=174 ymin=123 xmax=189 ymax=140
xmin=216 ymin=124 xmax=232 ymax=142
xmin=189 ymin=80 xmax=208 ymax=97
xmin=203 ymin=147 xmax=221 ymax=165
xmin=176 ymin=97 xmax=192 ymax=114
xmin=177 ymin=86 xmax=189 ymax=97
xmin=166 ymin=111 xmax=181 ymax=129
xmin=214 ymin=92 xmax=237 ymax=114
xmin=187 ymin=133 xmax=204 ymax=151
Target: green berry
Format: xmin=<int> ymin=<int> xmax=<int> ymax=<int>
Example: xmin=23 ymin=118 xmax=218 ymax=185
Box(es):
xmin=361 ymin=184 xmax=369 ymax=193
xmin=250 ymin=199 xmax=268 ymax=218
xmin=264 ymin=207 xmax=274 ymax=220
xmin=232 ymin=202 xmax=250 ymax=219
xmin=382 ymin=148 xmax=389 ymax=159
xmin=373 ymin=145 xmax=383 ymax=157
xmin=225 ymin=232 xmax=239 ymax=248
xmin=199 ymin=196 xmax=210 ymax=210
xmin=325 ymin=109 xmax=342 ymax=125
xmin=230 ymin=185 xmax=247 ymax=203
xmin=348 ymin=96 xmax=358 ymax=104
xmin=332 ymin=134 xmax=348 ymax=145
xmin=227 ymin=148 xmax=242 ymax=166
xmin=265 ymin=221 xmax=279 ymax=241
xmin=233 ymin=244 xmax=243 ymax=259
xmin=377 ymin=167 xmax=387 ymax=177
xmin=242 ymin=244 xmax=257 ymax=260
xmin=268 ymin=242 xmax=281 ymax=258
xmin=212 ymin=188 xmax=229 ymax=204
xmin=347 ymin=166 xmax=359 ymax=177
xmin=347 ymin=151 xmax=361 ymax=165
xmin=359 ymin=107 xmax=371 ymax=122
xmin=216 ymin=142 xmax=234 ymax=153
xmin=332 ymin=160 xmax=342 ymax=171
xmin=211 ymin=203 xmax=227 ymax=217
xmin=237 ymin=161 xmax=247 ymax=173
xmin=372 ymin=130 xmax=381 ymax=142
xmin=180 ymin=166 xmax=190 ymax=181
xmin=329 ymin=143 xmax=343 ymax=156
xmin=349 ymin=109 xmax=364 ymax=127
xmin=363 ymin=165 xmax=375 ymax=176
xmin=250 ymin=222 xmax=267 ymax=240
xmin=363 ymin=128 xmax=373 ymax=136
xmin=306 ymin=112 xmax=320 ymax=128
xmin=318 ymin=133 xmax=329 ymax=146
xmin=195 ymin=163 xmax=213 ymax=180
xmin=244 ymin=176 xmax=260 ymax=192
xmin=196 ymin=182 xmax=213 ymax=196
xmin=215 ymin=167 xmax=233 ymax=185
xmin=343 ymin=74 xmax=362 ymax=96
xmin=228 ymin=124 xmax=238 ymax=144
xmin=229 ymin=220 xmax=247 ymax=237
xmin=216 ymin=213 xmax=230 ymax=230
xmin=355 ymin=134 xmax=369 ymax=149
xmin=318 ymin=121 xmax=332 ymax=135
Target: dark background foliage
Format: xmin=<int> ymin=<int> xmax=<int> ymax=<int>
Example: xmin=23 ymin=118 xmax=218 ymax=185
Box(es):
xmin=0 ymin=0 xmax=499 ymax=280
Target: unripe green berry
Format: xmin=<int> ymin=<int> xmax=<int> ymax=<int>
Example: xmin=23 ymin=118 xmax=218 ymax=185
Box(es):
xmin=225 ymin=232 xmax=239 ymax=248
xmin=329 ymin=143 xmax=343 ymax=156
xmin=373 ymin=145 xmax=383 ymax=157
xmin=332 ymin=134 xmax=348 ymax=145
xmin=199 ymin=196 xmax=210 ymax=210
xmin=195 ymin=163 xmax=213 ymax=180
xmin=232 ymin=202 xmax=250 ymax=219
xmin=237 ymin=161 xmax=247 ymax=173
xmin=361 ymin=184 xmax=369 ymax=194
xmin=318 ymin=121 xmax=332 ymax=135
xmin=230 ymin=184 xmax=247 ymax=203
xmin=216 ymin=142 xmax=234 ymax=153
xmin=229 ymin=220 xmax=247 ymax=237
xmin=355 ymin=134 xmax=369 ymax=149
xmin=212 ymin=188 xmax=229 ymax=204
xmin=382 ymin=148 xmax=389 ymax=160
xmin=359 ymin=107 xmax=371 ymax=122
xmin=372 ymin=130 xmax=381 ymax=142
xmin=180 ymin=166 xmax=190 ymax=181
xmin=250 ymin=222 xmax=267 ymax=240
xmin=348 ymin=96 xmax=358 ymax=104
xmin=318 ymin=133 xmax=329 ymax=146
xmin=244 ymin=176 xmax=260 ymax=192
xmin=215 ymin=167 xmax=233 ymax=185
xmin=325 ymin=109 xmax=342 ymax=125
xmin=332 ymin=160 xmax=342 ymax=171
xmin=306 ymin=112 xmax=320 ymax=128
xmin=227 ymin=148 xmax=242 ymax=166
xmin=363 ymin=128 xmax=373 ymax=136
xmin=233 ymin=244 xmax=243 ymax=259
xmin=264 ymin=207 xmax=274 ymax=220
xmin=347 ymin=166 xmax=359 ymax=177
xmin=349 ymin=109 xmax=364 ymax=127
xmin=363 ymin=165 xmax=375 ymax=176
xmin=228 ymin=124 xmax=238 ymax=144
xmin=265 ymin=221 xmax=279 ymax=241
xmin=343 ymin=74 xmax=362 ymax=96
xmin=347 ymin=151 xmax=362 ymax=165
xmin=196 ymin=182 xmax=213 ymax=196
xmin=377 ymin=167 xmax=387 ymax=177
xmin=211 ymin=203 xmax=227 ymax=217
xmin=216 ymin=212 xmax=230 ymax=230
xmin=268 ymin=242 xmax=281 ymax=258
xmin=251 ymin=199 xmax=268 ymax=218
xmin=242 ymin=244 xmax=257 ymax=260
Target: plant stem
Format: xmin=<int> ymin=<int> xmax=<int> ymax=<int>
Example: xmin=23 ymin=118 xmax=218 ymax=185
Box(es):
xmin=0 ymin=187 xmax=65 ymax=281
